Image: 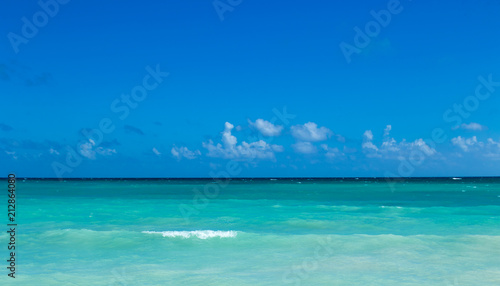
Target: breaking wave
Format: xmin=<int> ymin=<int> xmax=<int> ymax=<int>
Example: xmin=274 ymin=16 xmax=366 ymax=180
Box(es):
xmin=142 ymin=230 xmax=238 ymax=239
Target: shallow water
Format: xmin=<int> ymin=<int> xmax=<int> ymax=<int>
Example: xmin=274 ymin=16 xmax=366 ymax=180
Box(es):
xmin=3 ymin=178 xmax=500 ymax=285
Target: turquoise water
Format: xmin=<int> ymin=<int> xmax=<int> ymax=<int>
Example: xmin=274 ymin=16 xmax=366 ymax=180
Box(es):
xmin=3 ymin=178 xmax=500 ymax=285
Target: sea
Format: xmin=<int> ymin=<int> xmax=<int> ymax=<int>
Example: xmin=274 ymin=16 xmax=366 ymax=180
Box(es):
xmin=2 ymin=177 xmax=500 ymax=285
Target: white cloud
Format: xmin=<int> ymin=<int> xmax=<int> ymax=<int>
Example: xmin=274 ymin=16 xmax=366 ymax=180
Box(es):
xmin=292 ymin=142 xmax=317 ymax=154
xmin=203 ymin=122 xmax=283 ymax=160
xmin=383 ymin=125 xmax=392 ymax=136
xmin=79 ymin=140 xmax=96 ymax=159
xmin=460 ymin=122 xmax=487 ymax=131
xmin=408 ymin=138 xmax=437 ymax=156
xmin=78 ymin=139 xmax=117 ymax=159
xmin=152 ymin=147 xmax=161 ymax=156
xmin=451 ymin=136 xmax=482 ymax=152
xmin=248 ymin=119 xmax=283 ymax=137
xmin=96 ymin=147 xmax=116 ymax=156
xmin=321 ymin=144 xmax=342 ymax=158
xmin=486 ymin=138 xmax=500 ymax=159
xmin=291 ymin=122 xmax=332 ymax=142
xmin=171 ymin=146 xmax=200 ymax=160
xmin=451 ymin=136 xmax=500 ymax=159
xmin=363 ymin=130 xmax=374 ymax=141
xmin=222 ymin=122 xmax=237 ymax=146
xmin=171 ymin=147 xmax=179 ymax=158
xmin=49 ymin=148 xmax=60 ymax=155
xmin=362 ymin=141 xmax=379 ymax=153
xmin=487 ymin=138 xmax=500 ymax=149
xmin=362 ymin=126 xmax=436 ymax=159
xmin=380 ymin=137 xmax=399 ymax=152
xmin=362 ymin=130 xmax=379 ymax=156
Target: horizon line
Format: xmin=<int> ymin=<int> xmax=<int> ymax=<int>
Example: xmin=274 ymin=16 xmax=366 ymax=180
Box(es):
xmin=4 ymin=176 xmax=500 ymax=180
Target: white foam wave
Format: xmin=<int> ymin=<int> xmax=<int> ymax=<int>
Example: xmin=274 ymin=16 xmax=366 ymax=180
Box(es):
xmin=142 ymin=230 xmax=237 ymax=239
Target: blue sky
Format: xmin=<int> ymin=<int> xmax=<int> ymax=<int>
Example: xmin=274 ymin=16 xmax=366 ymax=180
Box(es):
xmin=1 ymin=0 xmax=500 ymax=178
